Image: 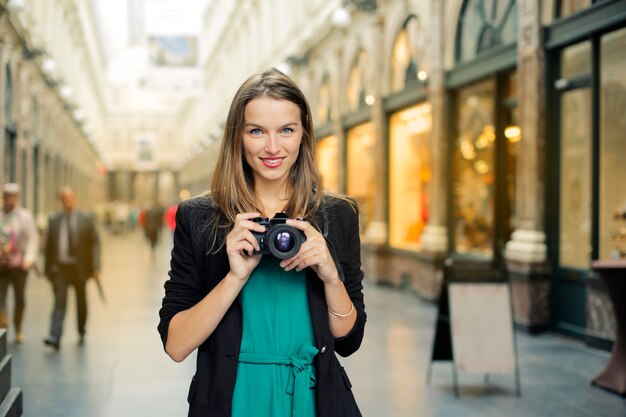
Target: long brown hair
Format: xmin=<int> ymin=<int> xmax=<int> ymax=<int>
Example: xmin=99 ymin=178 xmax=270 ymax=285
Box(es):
xmin=210 ymin=68 xmax=324 ymax=224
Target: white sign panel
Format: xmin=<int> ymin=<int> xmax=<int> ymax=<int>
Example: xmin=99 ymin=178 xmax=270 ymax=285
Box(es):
xmin=448 ymin=283 xmax=516 ymax=374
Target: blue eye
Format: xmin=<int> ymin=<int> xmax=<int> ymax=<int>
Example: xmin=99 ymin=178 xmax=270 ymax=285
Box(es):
xmin=250 ymin=128 xmax=262 ymax=136
xmin=282 ymin=127 xmax=294 ymax=135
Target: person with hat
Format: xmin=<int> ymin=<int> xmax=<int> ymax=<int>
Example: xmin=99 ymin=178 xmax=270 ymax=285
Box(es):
xmin=0 ymin=183 xmax=39 ymax=343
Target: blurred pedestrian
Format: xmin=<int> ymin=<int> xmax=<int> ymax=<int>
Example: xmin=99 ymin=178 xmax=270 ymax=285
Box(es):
xmin=144 ymin=201 xmax=165 ymax=256
xmin=163 ymin=202 xmax=178 ymax=238
xmin=0 ymin=183 xmax=39 ymax=344
xmin=44 ymin=186 xmax=100 ymax=350
xmin=158 ymin=68 xmax=366 ymax=417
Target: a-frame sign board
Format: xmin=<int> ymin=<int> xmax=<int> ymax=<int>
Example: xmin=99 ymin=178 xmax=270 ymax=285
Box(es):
xmin=426 ymin=259 xmax=521 ymax=397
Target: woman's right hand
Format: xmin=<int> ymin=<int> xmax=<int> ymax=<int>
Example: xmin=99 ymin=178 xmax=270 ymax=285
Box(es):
xmin=225 ymin=212 xmax=265 ymax=282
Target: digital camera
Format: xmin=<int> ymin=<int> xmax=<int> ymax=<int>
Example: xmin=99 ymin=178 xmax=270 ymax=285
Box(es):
xmin=251 ymin=212 xmax=306 ymax=259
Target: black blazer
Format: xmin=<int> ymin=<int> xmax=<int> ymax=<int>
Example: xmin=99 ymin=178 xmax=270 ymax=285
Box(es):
xmin=45 ymin=210 xmax=101 ymax=280
xmin=158 ymin=194 xmax=366 ymax=417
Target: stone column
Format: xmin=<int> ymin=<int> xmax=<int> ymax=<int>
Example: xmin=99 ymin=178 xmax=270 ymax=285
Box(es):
xmin=504 ymin=0 xmax=550 ymax=332
xmin=420 ymin=0 xmax=448 ymax=254
xmin=364 ymin=12 xmax=388 ymax=245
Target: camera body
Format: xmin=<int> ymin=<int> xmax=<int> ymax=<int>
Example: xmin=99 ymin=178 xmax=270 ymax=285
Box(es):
xmin=251 ymin=212 xmax=306 ymax=259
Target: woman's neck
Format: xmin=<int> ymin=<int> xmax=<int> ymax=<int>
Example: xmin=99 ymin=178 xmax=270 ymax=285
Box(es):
xmin=254 ymin=182 xmax=290 ymax=218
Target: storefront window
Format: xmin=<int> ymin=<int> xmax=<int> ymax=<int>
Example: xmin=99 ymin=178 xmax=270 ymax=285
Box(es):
xmin=457 ymin=0 xmax=518 ymax=63
xmin=559 ymin=42 xmax=592 ymax=269
xmin=316 ymin=135 xmax=339 ymax=193
xmin=389 ymin=103 xmax=432 ymax=250
xmin=504 ymin=72 xmax=521 ymax=237
xmin=391 ymin=16 xmax=424 ymax=93
xmin=347 ymin=122 xmax=375 ymax=235
xmin=600 ymin=28 xmax=626 ymax=260
xmin=453 ymin=80 xmax=495 ymax=256
xmin=347 ymin=50 xmax=367 ymax=111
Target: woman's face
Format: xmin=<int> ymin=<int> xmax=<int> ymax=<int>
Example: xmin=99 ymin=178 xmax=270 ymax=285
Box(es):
xmin=243 ymin=96 xmax=303 ymax=190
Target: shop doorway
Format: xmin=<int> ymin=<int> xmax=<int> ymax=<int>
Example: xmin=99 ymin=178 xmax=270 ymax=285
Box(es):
xmin=550 ymin=26 xmax=626 ymax=338
xmin=553 ymin=41 xmax=593 ymax=338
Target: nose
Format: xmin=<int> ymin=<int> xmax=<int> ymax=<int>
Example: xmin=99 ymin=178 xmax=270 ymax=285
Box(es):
xmin=264 ymin=133 xmax=279 ymax=154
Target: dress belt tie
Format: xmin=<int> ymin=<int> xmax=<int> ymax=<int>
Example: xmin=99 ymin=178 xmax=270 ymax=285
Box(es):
xmin=238 ymin=343 xmax=319 ymax=417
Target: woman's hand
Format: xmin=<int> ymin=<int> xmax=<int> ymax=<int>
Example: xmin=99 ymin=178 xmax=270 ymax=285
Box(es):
xmin=225 ymin=212 xmax=265 ymax=282
xmin=279 ymin=219 xmax=340 ymax=285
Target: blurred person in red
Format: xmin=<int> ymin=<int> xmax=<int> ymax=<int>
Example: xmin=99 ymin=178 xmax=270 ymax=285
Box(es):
xmin=43 ymin=187 xmax=100 ymax=350
xmin=0 ymin=183 xmax=39 ymax=344
xmin=164 ymin=202 xmax=178 ymax=237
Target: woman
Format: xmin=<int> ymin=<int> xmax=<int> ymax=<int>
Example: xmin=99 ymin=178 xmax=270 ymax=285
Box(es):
xmin=158 ymin=68 xmax=366 ymax=417
xmin=0 ymin=183 xmax=39 ymax=344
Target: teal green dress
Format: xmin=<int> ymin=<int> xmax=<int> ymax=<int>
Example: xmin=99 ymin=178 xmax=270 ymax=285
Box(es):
xmin=231 ymin=257 xmax=318 ymax=417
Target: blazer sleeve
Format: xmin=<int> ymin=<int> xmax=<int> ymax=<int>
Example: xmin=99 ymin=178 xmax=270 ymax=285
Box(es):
xmin=332 ymin=200 xmax=367 ymax=357
xmin=157 ymin=202 xmax=205 ymax=349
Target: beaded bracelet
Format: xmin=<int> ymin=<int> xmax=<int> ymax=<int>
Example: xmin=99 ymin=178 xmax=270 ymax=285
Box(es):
xmin=327 ymin=302 xmax=354 ymax=318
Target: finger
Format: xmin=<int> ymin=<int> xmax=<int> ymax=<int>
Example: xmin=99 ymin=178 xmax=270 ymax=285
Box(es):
xmin=231 ymin=240 xmax=256 ymax=257
xmin=240 ymin=219 xmax=267 ymax=234
xmin=230 ymin=229 xmax=261 ymax=252
xmin=285 ymin=219 xmax=317 ymax=237
xmin=235 ymin=212 xmax=261 ymax=221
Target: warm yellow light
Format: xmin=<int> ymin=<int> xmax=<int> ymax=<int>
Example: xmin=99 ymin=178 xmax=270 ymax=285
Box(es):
xmin=460 ymin=138 xmax=476 ymax=160
xmin=474 ymin=160 xmax=489 ymax=174
xmin=475 ymin=134 xmax=489 ymax=149
xmin=365 ymin=95 xmax=376 ymax=106
xmin=417 ymin=70 xmax=428 ymax=81
xmin=179 ymin=189 xmax=191 ymax=201
xmin=505 ymin=125 xmax=522 ymax=142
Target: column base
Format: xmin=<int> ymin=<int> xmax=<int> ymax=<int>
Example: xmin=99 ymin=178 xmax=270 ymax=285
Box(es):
xmin=505 ymin=229 xmax=550 ymax=331
xmin=421 ymin=225 xmax=448 ymax=253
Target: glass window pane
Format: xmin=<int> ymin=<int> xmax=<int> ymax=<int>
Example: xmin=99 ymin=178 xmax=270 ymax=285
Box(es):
xmin=559 ymin=88 xmax=592 ymax=268
xmin=389 ymin=103 xmax=432 ymax=250
xmin=504 ymin=71 xmax=521 ymax=237
xmin=347 ymin=122 xmax=375 ymax=236
xmin=600 ymin=28 xmax=626 ymax=260
xmin=453 ymin=80 xmax=495 ymax=256
xmin=561 ymin=41 xmax=591 ymax=79
xmin=316 ymin=135 xmax=339 ymax=193
xmin=391 ymin=29 xmax=410 ymax=93
xmin=458 ymin=0 xmax=518 ymax=62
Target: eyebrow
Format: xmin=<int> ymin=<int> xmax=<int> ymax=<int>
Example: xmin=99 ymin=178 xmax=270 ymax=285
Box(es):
xmin=244 ymin=122 xmax=299 ymax=128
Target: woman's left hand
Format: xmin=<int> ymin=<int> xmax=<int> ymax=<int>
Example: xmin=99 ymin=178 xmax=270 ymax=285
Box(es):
xmin=279 ymin=219 xmax=339 ymax=285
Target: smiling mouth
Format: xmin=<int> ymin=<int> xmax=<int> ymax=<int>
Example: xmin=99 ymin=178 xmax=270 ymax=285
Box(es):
xmin=260 ymin=157 xmax=284 ymax=168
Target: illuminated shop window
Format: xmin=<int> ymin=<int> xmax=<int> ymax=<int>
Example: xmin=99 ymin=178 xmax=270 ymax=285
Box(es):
xmin=456 ymin=0 xmax=518 ymax=63
xmin=389 ymin=103 xmax=432 ymax=250
xmin=600 ymin=28 xmax=626 ymax=260
xmin=316 ymin=135 xmax=339 ymax=193
xmin=559 ymin=42 xmax=592 ymax=269
xmin=391 ymin=15 xmax=426 ymax=93
xmin=347 ymin=50 xmax=368 ymax=112
xmin=317 ymin=74 xmax=333 ymax=126
xmin=453 ymin=80 xmax=496 ymax=256
xmin=347 ymin=122 xmax=375 ymax=235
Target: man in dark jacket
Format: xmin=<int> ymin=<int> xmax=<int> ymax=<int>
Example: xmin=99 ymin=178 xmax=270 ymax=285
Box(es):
xmin=44 ymin=186 xmax=100 ymax=350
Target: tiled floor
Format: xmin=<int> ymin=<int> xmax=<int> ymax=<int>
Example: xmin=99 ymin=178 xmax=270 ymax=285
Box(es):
xmin=5 ymin=229 xmax=626 ymax=416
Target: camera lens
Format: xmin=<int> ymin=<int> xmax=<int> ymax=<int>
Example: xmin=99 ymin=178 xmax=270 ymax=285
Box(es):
xmin=274 ymin=231 xmax=295 ymax=253
xmin=267 ymin=224 xmax=304 ymax=259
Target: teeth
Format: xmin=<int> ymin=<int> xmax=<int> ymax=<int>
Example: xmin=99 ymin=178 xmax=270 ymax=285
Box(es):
xmin=263 ymin=159 xmax=282 ymax=164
